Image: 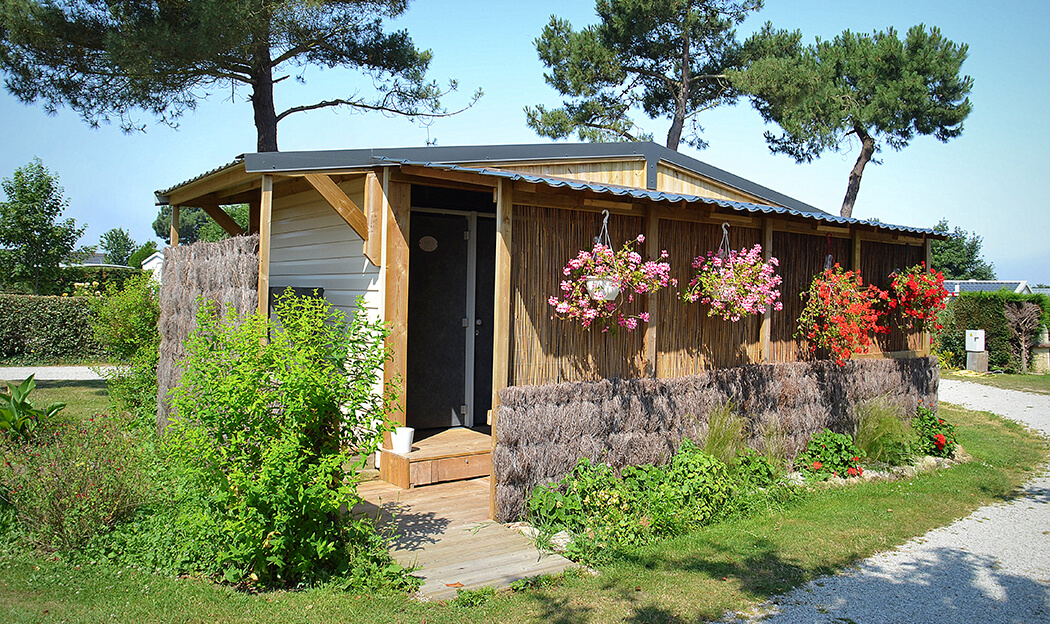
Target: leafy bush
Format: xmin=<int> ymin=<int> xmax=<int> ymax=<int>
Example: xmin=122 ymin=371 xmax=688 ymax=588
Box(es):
xmin=942 ymin=292 xmax=1049 ymax=372
xmin=913 ymin=404 xmax=957 ymax=458
xmin=527 ymin=440 xmax=732 ymax=561
xmin=0 ymin=414 xmax=149 ymax=552
xmin=164 ymin=291 xmax=403 ymax=587
xmin=853 ymin=398 xmax=915 ymax=466
xmin=89 ymin=274 xmax=160 ymax=423
xmin=0 ymin=294 xmax=103 ymax=364
xmin=796 ymin=429 xmax=865 ymax=479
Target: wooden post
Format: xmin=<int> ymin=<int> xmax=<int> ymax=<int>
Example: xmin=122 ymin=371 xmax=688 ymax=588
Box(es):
xmin=383 ymin=171 xmax=411 ymax=431
xmin=248 ymin=199 xmax=260 ymax=235
xmin=170 ymin=205 xmax=180 ymax=246
xmin=490 ymin=178 xmax=513 ymax=520
xmin=760 ymin=218 xmax=773 ymax=363
xmin=643 ymin=205 xmax=660 ymax=377
xmin=852 ymin=228 xmax=862 ymax=273
xmin=257 ymin=175 xmax=273 ymax=317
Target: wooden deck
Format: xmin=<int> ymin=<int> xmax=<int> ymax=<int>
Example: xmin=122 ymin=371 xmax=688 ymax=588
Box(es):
xmin=379 ymin=427 xmax=493 ymax=489
xmin=357 ymin=476 xmax=575 ymax=600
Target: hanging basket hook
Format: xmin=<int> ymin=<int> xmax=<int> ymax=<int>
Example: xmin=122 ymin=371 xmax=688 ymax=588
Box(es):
xmin=594 ymin=209 xmax=612 ymax=249
xmin=717 ymin=222 xmax=731 ymax=260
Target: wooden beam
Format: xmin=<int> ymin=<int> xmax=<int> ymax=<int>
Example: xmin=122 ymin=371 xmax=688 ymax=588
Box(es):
xmin=363 ymin=172 xmax=383 ymax=266
xmin=257 ymin=176 xmax=273 ymax=317
xmin=490 ymin=178 xmax=513 ymax=520
xmin=644 ymin=207 xmax=660 ymax=377
xmin=761 ymin=218 xmax=773 ymax=363
xmin=398 ymin=164 xmax=499 ymax=188
xmin=248 ymin=199 xmax=260 ymax=235
xmin=169 ymin=205 xmax=180 ymax=247
xmin=198 ymin=204 xmax=245 ymax=237
xmin=166 ymin=163 xmax=251 ymax=206
xmin=852 ymin=227 xmax=863 ymax=272
xmin=383 ymin=172 xmax=411 ymax=435
xmin=304 ymin=173 xmax=369 ymax=242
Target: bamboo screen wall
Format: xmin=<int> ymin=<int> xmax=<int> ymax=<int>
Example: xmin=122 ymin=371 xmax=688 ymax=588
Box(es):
xmin=769 ymin=231 xmax=854 ymax=363
xmin=508 ymin=204 xmax=927 ymax=387
xmin=656 ymin=220 xmax=763 ymax=374
xmin=861 ymin=240 xmax=926 ymax=353
xmin=510 ymin=205 xmax=646 ymax=386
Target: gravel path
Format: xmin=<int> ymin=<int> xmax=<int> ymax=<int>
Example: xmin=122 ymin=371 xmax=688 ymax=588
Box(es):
xmin=726 ymin=379 xmax=1050 ymax=624
xmin=0 ymin=365 xmax=113 ymax=381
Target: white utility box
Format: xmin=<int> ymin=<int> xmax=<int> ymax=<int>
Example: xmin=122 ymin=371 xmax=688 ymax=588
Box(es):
xmin=965 ymin=329 xmax=985 ymax=353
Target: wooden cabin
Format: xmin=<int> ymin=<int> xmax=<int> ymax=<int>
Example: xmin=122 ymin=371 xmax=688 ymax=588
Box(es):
xmin=156 ymin=142 xmax=942 ymax=514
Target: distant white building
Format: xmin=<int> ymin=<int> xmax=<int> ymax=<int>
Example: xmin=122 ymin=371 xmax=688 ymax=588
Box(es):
xmin=141 ymin=251 xmax=164 ymax=282
xmin=943 ymin=280 xmax=1032 ymax=297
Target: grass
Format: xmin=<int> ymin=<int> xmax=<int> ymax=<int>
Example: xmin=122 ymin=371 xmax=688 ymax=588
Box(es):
xmin=1 ymin=389 xmax=1047 ymax=623
xmin=943 ymin=370 xmax=1050 ymax=395
xmin=0 ymin=379 xmax=112 ymax=423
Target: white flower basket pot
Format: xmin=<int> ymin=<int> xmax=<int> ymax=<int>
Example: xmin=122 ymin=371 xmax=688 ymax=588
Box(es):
xmin=585 ymin=276 xmax=621 ymax=301
xmin=391 ymin=426 xmax=415 ymax=455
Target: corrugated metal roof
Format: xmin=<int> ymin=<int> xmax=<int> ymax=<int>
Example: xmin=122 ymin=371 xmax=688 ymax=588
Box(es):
xmin=155 ymin=157 xmax=244 ymax=201
xmin=944 ymin=280 xmax=1031 ymax=294
xmin=382 ymin=159 xmax=940 ymax=236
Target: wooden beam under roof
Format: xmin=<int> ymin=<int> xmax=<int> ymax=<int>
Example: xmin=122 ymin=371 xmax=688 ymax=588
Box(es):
xmin=166 ymin=162 xmax=253 ymax=206
xmin=303 ymin=173 xmax=370 ymax=244
xmin=197 ymin=203 xmax=245 ymax=236
xmin=398 ymin=164 xmax=500 ymax=188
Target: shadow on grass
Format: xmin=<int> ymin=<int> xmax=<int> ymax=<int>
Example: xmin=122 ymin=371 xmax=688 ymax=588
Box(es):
xmin=30 ymin=379 xmax=108 ymax=393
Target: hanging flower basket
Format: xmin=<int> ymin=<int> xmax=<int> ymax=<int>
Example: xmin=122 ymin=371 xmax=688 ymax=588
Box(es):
xmin=887 ymin=263 xmax=949 ymax=332
xmin=549 ymin=212 xmax=674 ymax=332
xmin=679 ymin=231 xmax=783 ymax=321
xmin=796 ymin=264 xmax=889 ymax=365
xmin=584 ymin=276 xmax=622 ymax=301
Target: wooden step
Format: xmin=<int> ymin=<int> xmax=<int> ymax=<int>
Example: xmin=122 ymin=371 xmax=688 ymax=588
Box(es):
xmin=379 ymin=428 xmax=492 ymax=489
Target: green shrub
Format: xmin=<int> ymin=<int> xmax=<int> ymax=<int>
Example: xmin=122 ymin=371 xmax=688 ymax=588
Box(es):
xmin=796 ymin=429 xmax=865 ymax=479
xmin=89 ymin=274 xmax=160 ymax=423
xmin=853 ymin=397 xmax=915 ymax=466
xmin=527 ymin=440 xmax=732 ymax=561
xmin=913 ymin=404 xmax=957 ymax=458
xmin=0 ymin=414 xmax=149 ymax=552
xmin=165 ymin=291 xmax=402 ymax=588
xmin=0 ymin=294 xmax=103 ymax=364
xmin=942 ymin=292 xmax=1049 ymax=372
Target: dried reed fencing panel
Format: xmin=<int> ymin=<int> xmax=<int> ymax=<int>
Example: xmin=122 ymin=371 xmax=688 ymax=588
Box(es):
xmin=493 ymin=356 xmax=938 ymax=522
xmin=156 ymin=235 xmax=259 ymax=430
xmin=656 ymin=219 xmax=763 ymax=374
xmin=510 ymin=205 xmax=645 ymax=386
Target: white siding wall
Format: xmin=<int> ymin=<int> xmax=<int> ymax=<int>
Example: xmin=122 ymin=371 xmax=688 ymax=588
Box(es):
xmin=268 ymin=182 xmax=381 ymax=322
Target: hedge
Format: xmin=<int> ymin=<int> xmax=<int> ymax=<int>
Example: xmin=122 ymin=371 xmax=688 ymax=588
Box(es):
xmin=939 ymin=292 xmax=1050 ymax=372
xmin=0 ymin=294 xmax=104 ymax=364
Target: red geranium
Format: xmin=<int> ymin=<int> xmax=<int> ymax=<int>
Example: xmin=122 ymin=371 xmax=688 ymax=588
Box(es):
xmin=797 ymin=264 xmax=889 ymax=365
xmin=813 ymin=461 xmax=823 ymax=470
xmin=887 ymin=263 xmax=949 ymax=332
xmin=934 ymin=433 xmax=947 ymax=450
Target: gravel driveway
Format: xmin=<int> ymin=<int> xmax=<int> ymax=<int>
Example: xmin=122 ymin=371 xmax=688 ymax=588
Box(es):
xmin=0 ymin=365 xmax=113 ymax=381
xmin=726 ymin=379 xmax=1050 ymax=624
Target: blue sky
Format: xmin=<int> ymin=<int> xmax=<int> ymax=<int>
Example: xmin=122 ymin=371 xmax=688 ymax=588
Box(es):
xmin=1 ymin=0 xmax=1047 ymax=284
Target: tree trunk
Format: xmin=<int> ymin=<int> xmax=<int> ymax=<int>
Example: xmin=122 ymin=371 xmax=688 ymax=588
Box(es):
xmin=840 ymin=124 xmax=876 ymax=218
xmin=250 ymin=35 xmax=278 ymax=153
xmin=665 ymin=15 xmax=691 ymax=151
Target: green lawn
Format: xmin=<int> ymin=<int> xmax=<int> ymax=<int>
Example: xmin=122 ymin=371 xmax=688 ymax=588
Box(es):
xmin=943 ymin=370 xmax=1050 ymax=395
xmin=1 ymin=394 xmax=1047 ymax=623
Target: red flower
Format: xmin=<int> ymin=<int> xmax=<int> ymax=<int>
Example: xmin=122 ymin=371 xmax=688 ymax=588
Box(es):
xmin=852 ymin=456 xmax=860 ymax=463
xmin=934 ymin=434 xmax=946 ymax=450
xmin=847 ymin=467 xmax=858 ymax=477
xmin=813 ymin=461 xmax=823 ymax=470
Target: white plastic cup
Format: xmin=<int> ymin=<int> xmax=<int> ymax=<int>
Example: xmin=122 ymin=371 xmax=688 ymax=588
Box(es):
xmin=391 ymin=426 xmax=415 ymax=454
